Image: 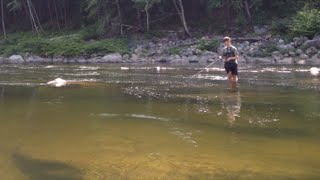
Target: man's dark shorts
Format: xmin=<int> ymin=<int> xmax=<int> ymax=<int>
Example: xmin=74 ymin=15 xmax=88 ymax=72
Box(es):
xmin=224 ymin=60 xmax=238 ymax=75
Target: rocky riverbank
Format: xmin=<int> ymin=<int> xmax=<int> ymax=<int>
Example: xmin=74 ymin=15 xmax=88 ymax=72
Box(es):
xmin=1 ymin=31 xmax=320 ymax=65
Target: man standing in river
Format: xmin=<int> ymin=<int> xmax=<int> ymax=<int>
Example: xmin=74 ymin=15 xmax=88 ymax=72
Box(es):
xmin=222 ymin=37 xmax=239 ymax=84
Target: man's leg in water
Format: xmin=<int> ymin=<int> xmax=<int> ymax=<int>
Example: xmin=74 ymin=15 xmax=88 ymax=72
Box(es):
xmin=232 ymin=75 xmax=238 ymax=83
xmin=227 ymin=72 xmax=233 ymax=83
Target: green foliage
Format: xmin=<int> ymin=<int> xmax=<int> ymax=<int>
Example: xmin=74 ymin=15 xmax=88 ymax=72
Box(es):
xmin=0 ymin=33 xmax=129 ymax=57
xmin=198 ymin=39 xmax=220 ymax=52
xmin=80 ymin=21 xmax=106 ymax=40
xmin=168 ymin=47 xmax=180 ymax=55
xmin=262 ymin=45 xmax=279 ymax=55
xmin=270 ymin=18 xmax=291 ymax=35
xmin=290 ymin=8 xmax=320 ymax=38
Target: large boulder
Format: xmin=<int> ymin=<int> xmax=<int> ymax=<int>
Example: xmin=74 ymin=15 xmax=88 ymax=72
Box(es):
xmin=293 ymin=36 xmax=308 ymax=47
xmin=278 ymin=44 xmax=295 ymax=51
xmin=254 ymin=26 xmax=268 ymax=35
xmin=102 ymin=53 xmax=123 ymax=63
xmin=280 ymin=57 xmax=293 ymax=64
xmin=8 ymin=55 xmax=24 ymax=63
xmin=305 ymin=47 xmax=318 ymax=57
xmin=25 ymin=55 xmax=49 ymax=63
xmin=302 ymin=39 xmax=320 ymax=49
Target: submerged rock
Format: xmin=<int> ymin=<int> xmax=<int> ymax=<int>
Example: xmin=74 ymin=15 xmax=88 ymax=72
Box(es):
xmin=47 ymin=78 xmax=67 ymax=87
xmin=310 ymin=67 xmax=319 ymax=76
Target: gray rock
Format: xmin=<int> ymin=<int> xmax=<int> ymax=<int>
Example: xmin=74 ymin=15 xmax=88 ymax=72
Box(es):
xmin=86 ymin=57 xmax=102 ymax=63
xmin=296 ymin=49 xmax=304 ymax=56
xmin=254 ymin=26 xmax=268 ymax=35
xmin=299 ymin=54 xmax=309 ymax=59
xmin=122 ymin=54 xmax=130 ymax=60
xmin=281 ymin=57 xmax=293 ymax=64
xmin=102 ymin=53 xmax=123 ymax=63
xmin=302 ymin=39 xmax=320 ymax=49
xmin=278 ymin=39 xmax=285 ymax=45
xmin=193 ymin=49 xmax=202 ymax=55
xmin=77 ymin=58 xmax=87 ymax=63
xmin=25 ymin=56 xmax=49 ymax=63
xmin=130 ymin=54 xmax=138 ymax=61
xmin=217 ymin=47 xmax=224 ymax=55
xmin=313 ymin=35 xmax=320 ymax=40
xmin=293 ymin=36 xmax=308 ymax=47
xmin=296 ymin=60 xmax=306 ymax=65
xmin=305 ymin=47 xmax=318 ymax=57
xmin=272 ymin=51 xmax=281 ymax=56
xmin=9 ymin=55 xmax=24 ymax=63
xmin=278 ymin=44 xmax=294 ymax=51
xmin=289 ymin=51 xmax=296 ymax=57
xmin=311 ymin=54 xmax=320 ymax=62
xmin=180 ymin=49 xmax=193 ymax=56
xmin=187 ymin=55 xmax=199 ymax=63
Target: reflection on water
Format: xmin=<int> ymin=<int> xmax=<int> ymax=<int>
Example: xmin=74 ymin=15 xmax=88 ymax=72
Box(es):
xmin=0 ymin=64 xmax=319 ymax=179
xmin=221 ymin=90 xmax=241 ymax=126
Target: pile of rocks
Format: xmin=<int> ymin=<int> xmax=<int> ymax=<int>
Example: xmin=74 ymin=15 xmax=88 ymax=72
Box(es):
xmin=1 ymin=31 xmax=319 ymax=64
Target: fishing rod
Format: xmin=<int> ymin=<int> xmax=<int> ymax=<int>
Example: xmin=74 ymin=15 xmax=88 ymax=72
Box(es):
xmin=189 ymin=56 xmax=223 ymax=79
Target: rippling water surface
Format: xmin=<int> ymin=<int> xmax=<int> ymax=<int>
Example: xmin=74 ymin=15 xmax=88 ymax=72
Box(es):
xmin=0 ymin=63 xmax=319 ymax=179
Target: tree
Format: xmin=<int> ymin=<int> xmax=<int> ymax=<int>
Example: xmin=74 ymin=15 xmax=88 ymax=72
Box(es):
xmin=132 ymin=0 xmax=161 ymax=31
xmin=172 ymin=0 xmax=191 ymax=36
xmin=1 ymin=0 xmax=6 ymax=38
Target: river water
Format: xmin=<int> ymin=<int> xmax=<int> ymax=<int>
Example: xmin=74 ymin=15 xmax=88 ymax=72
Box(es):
xmin=0 ymin=63 xmax=319 ymax=179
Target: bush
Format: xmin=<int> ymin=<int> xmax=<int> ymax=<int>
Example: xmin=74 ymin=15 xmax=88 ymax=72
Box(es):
xmin=270 ymin=18 xmax=291 ymax=35
xmin=168 ymin=47 xmax=180 ymax=55
xmin=198 ymin=39 xmax=220 ymax=52
xmin=290 ymin=8 xmax=320 ymax=38
xmin=0 ymin=33 xmax=129 ymax=57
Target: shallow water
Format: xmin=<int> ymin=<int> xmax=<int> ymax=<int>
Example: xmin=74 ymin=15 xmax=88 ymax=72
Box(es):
xmin=0 ymin=63 xmax=319 ymax=179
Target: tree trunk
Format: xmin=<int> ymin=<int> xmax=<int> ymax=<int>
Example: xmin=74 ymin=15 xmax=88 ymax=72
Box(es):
xmin=172 ymin=0 xmax=191 ymax=37
xmin=47 ymin=1 xmax=54 ymax=25
xmin=116 ymin=0 xmax=123 ymax=35
xmin=53 ymin=0 xmax=61 ymax=31
xmin=225 ymin=3 xmax=231 ymax=33
xmin=136 ymin=9 xmax=142 ymax=30
xmin=1 ymin=0 xmax=6 ymax=38
xmin=243 ymin=0 xmax=253 ymax=31
xmin=145 ymin=1 xmax=150 ymax=31
xmin=26 ymin=0 xmax=39 ymax=35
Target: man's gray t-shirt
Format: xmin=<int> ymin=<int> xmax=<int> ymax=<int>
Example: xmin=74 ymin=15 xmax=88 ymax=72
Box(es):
xmin=223 ymin=46 xmax=239 ymax=62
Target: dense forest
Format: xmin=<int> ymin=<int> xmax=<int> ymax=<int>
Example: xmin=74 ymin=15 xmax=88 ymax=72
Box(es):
xmin=0 ymin=0 xmax=319 ymax=37
xmin=0 ymin=0 xmax=319 ymax=58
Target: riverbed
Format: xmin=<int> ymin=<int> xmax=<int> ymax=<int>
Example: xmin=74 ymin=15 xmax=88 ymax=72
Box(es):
xmin=0 ymin=63 xmax=319 ymax=179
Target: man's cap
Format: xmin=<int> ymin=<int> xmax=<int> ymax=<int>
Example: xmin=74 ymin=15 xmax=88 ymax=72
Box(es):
xmin=223 ymin=36 xmax=231 ymax=42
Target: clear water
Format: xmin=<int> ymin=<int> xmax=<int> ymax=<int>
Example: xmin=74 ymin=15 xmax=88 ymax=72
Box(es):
xmin=0 ymin=63 xmax=319 ymax=179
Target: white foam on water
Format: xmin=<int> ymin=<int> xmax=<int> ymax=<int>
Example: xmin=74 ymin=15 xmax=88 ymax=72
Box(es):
xmin=63 ymin=72 xmax=100 ymax=76
xmin=295 ymin=69 xmax=310 ymax=72
xmin=121 ymin=67 xmax=130 ymax=70
xmin=0 ymin=82 xmax=44 ymax=86
xmin=204 ymin=67 xmax=225 ymax=72
xmin=79 ymin=66 xmax=99 ymax=70
xmin=44 ymin=65 xmax=56 ymax=69
xmin=197 ymin=75 xmax=227 ymax=81
xmin=170 ymin=129 xmax=198 ymax=147
xmin=127 ymin=114 xmax=169 ymax=121
xmin=98 ymin=113 xmax=119 ymax=117
xmin=277 ymin=71 xmax=291 ymax=73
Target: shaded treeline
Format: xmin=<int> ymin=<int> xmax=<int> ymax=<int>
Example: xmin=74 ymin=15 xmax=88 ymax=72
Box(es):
xmin=0 ymin=0 xmax=319 ymax=38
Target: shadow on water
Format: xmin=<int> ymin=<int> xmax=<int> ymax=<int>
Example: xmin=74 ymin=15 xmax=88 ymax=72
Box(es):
xmin=12 ymin=153 xmax=83 ymax=180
